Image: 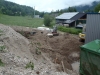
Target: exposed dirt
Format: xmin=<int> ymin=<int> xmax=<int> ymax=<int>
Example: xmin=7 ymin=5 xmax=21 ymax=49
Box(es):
xmin=0 ymin=24 xmax=83 ymax=75
xmin=12 ymin=26 xmax=83 ymax=72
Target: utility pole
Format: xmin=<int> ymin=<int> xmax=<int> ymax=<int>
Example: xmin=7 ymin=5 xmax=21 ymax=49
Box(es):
xmin=34 ymin=6 xmax=35 ymax=18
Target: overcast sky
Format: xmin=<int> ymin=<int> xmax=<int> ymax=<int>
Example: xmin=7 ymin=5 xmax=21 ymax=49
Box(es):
xmin=6 ymin=0 xmax=99 ymax=12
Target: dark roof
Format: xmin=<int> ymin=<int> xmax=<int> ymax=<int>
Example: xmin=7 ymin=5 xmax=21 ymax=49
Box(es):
xmin=71 ymin=13 xmax=86 ymax=20
xmin=64 ymin=13 xmax=86 ymax=24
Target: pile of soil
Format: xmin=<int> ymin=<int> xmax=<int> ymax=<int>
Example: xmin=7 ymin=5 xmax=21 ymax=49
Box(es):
xmin=13 ymin=26 xmax=83 ymax=72
xmin=1 ymin=24 xmax=78 ymax=75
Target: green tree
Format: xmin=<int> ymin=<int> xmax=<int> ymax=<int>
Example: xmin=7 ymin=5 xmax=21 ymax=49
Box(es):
xmin=39 ymin=12 xmax=45 ymax=18
xmin=67 ymin=7 xmax=77 ymax=12
xmin=84 ymin=9 xmax=94 ymax=13
xmin=94 ymin=3 xmax=100 ymax=12
xmin=1 ymin=6 xmax=6 ymax=14
xmin=44 ymin=14 xmax=52 ymax=27
xmin=0 ymin=0 xmax=40 ymax=16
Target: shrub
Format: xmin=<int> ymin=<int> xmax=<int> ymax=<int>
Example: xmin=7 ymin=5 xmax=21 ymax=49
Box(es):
xmin=36 ymin=42 xmax=41 ymax=46
xmin=58 ymin=26 xmax=82 ymax=34
xmin=0 ymin=30 xmax=3 ymax=36
xmin=25 ymin=61 xmax=34 ymax=70
xmin=35 ymin=47 xmax=41 ymax=55
xmin=0 ymin=30 xmax=3 ymax=33
xmin=0 ymin=59 xmax=4 ymax=66
xmin=0 ymin=46 xmax=6 ymax=52
xmin=44 ymin=14 xmax=53 ymax=27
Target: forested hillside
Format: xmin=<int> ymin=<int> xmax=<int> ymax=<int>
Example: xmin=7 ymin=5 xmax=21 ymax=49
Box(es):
xmin=53 ymin=1 xmax=100 ymax=15
xmin=75 ymin=1 xmax=100 ymax=12
xmin=0 ymin=0 xmax=40 ymax=16
xmin=0 ymin=0 xmax=100 ymax=17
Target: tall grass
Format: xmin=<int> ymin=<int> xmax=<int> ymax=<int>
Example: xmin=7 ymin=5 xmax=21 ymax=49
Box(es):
xmin=0 ymin=14 xmax=43 ymax=27
xmin=58 ymin=26 xmax=82 ymax=35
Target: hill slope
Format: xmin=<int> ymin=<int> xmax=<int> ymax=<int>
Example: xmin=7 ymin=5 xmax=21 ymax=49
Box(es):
xmin=58 ymin=1 xmax=100 ymax=13
xmin=0 ymin=0 xmax=39 ymax=16
xmin=75 ymin=1 xmax=100 ymax=12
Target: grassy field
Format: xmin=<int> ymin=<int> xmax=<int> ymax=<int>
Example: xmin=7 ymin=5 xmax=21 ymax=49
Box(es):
xmin=0 ymin=14 xmax=43 ymax=27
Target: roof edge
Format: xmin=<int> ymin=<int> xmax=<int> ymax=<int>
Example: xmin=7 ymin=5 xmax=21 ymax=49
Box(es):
xmin=87 ymin=13 xmax=100 ymax=14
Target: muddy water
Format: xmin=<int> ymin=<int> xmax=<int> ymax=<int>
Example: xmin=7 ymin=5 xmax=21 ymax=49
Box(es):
xmin=71 ymin=62 xmax=80 ymax=73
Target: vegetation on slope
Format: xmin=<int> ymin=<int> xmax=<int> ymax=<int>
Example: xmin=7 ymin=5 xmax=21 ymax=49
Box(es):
xmin=0 ymin=14 xmax=43 ymax=27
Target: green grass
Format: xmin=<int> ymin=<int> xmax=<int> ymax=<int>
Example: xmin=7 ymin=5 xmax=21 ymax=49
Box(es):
xmin=35 ymin=47 xmax=41 ymax=55
xmin=0 ymin=59 xmax=4 ymax=67
xmin=0 ymin=29 xmax=3 ymax=36
xmin=0 ymin=14 xmax=43 ymax=27
xmin=0 ymin=46 xmax=6 ymax=52
xmin=25 ymin=61 xmax=34 ymax=70
xmin=0 ymin=30 xmax=3 ymax=33
xmin=58 ymin=26 xmax=82 ymax=35
xmin=36 ymin=42 xmax=41 ymax=46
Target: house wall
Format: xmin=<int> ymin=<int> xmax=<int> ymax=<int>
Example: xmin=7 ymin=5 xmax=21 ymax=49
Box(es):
xmin=69 ymin=22 xmax=75 ymax=27
xmin=85 ymin=14 xmax=100 ymax=43
xmin=56 ymin=19 xmax=86 ymax=27
xmin=34 ymin=15 xmax=39 ymax=18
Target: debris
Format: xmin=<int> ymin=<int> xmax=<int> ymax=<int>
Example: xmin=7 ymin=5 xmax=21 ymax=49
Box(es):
xmin=61 ymin=61 xmax=65 ymax=72
xmin=47 ymin=33 xmax=53 ymax=37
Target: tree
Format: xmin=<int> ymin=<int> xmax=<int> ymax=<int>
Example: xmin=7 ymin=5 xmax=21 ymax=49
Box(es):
xmin=0 ymin=0 xmax=40 ymax=16
xmin=44 ymin=14 xmax=52 ymax=27
xmin=84 ymin=9 xmax=94 ymax=13
xmin=67 ymin=7 xmax=77 ymax=12
xmin=94 ymin=3 xmax=100 ymax=12
xmin=39 ymin=12 xmax=45 ymax=18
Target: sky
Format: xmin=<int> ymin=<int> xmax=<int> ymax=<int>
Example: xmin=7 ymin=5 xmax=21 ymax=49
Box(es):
xmin=6 ymin=0 xmax=99 ymax=12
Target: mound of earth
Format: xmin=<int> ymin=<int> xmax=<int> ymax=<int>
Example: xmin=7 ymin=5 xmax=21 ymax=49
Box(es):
xmin=0 ymin=24 xmax=80 ymax=75
xmin=12 ymin=26 xmax=82 ymax=74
